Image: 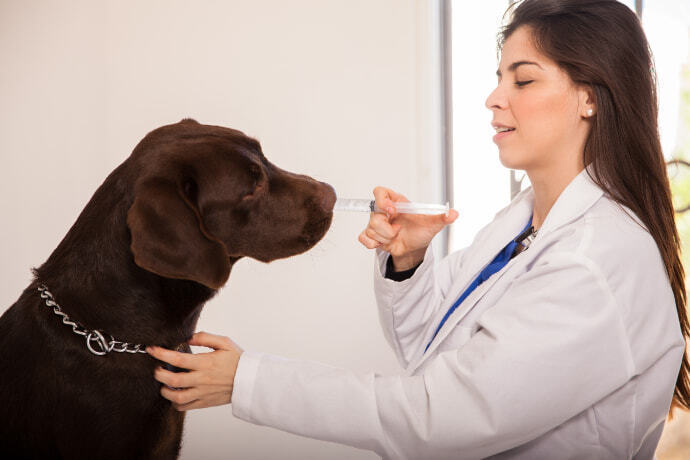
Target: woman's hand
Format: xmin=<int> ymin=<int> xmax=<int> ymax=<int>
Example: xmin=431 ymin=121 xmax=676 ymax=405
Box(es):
xmin=146 ymin=331 xmax=243 ymax=411
xmin=358 ymin=186 xmax=458 ymax=270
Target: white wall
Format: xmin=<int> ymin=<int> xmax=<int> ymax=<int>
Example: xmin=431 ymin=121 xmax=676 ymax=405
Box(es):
xmin=0 ymin=1 xmax=444 ymax=458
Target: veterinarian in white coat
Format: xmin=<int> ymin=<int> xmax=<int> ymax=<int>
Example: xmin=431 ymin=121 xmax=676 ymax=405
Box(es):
xmin=148 ymin=1 xmax=690 ymax=458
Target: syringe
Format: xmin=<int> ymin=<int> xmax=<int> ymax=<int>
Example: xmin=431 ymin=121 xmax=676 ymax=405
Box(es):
xmin=334 ymin=198 xmax=450 ymax=216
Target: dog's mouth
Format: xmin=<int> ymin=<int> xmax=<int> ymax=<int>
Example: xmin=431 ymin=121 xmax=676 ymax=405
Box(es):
xmin=297 ymin=186 xmax=335 ymax=247
xmin=229 ymin=212 xmax=333 ymax=263
xmin=300 ymin=214 xmax=333 ymax=247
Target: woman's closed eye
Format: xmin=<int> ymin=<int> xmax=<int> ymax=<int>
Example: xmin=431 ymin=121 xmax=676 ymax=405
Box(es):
xmin=515 ymin=80 xmax=534 ymax=87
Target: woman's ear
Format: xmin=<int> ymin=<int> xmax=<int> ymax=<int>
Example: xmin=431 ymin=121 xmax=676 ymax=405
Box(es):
xmin=580 ymin=86 xmax=596 ymax=118
xmin=127 ymin=178 xmax=231 ymax=289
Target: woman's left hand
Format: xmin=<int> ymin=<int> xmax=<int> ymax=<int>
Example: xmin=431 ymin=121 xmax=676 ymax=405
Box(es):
xmin=146 ymin=331 xmax=243 ymax=411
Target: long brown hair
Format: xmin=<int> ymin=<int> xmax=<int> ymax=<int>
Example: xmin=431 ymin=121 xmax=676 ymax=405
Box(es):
xmin=499 ymin=0 xmax=690 ymax=410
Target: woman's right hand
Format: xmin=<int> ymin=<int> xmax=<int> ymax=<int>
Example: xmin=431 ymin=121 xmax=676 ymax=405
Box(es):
xmin=358 ymin=186 xmax=459 ymax=271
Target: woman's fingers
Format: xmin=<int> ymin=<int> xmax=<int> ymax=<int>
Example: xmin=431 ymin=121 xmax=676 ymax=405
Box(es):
xmin=146 ymin=346 xmax=206 ymax=371
xmin=364 ymin=227 xmax=391 ymax=245
xmin=160 ymin=384 xmax=201 ymax=407
xmin=188 ymin=331 xmax=236 ymax=351
xmin=444 ymin=209 xmax=460 ymax=224
xmin=157 ymin=367 xmax=234 ymax=411
xmin=358 ymin=210 xmax=401 ymax=249
xmin=169 ymin=387 xmax=232 ymax=411
xmin=147 ymin=332 xmax=240 ymax=371
xmin=372 ymin=186 xmax=394 ymax=210
xmin=362 ymin=187 xmax=459 ymax=254
xmin=150 ymin=333 xmax=242 ymax=411
xmin=373 ymin=186 xmax=408 ymax=205
xmin=372 ymin=186 xmax=408 ymax=215
xmin=415 ymin=208 xmax=459 ymax=231
xmin=154 ymin=366 xmax=203 ymax=389
xmin=359 ymin=220 xmax=401 ymax=248
xmin=358 ymin=231 xmax=382 ymax=249
xmin=369 ymin=214 xmax=398 ymax=239
xmin=426 ymin=208 xmax=460 ymax=231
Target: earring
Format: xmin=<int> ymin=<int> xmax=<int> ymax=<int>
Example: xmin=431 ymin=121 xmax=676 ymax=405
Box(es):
xmin=587 ymin=108 xmax=594 ymax=117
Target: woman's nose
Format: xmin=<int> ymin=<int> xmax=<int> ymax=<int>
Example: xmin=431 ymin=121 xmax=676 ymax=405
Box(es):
xmin=485 ymin=85 xmax=506 ymax=111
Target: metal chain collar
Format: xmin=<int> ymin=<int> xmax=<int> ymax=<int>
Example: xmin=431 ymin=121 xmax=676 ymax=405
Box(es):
xmin=38 ymin=284 xmax=148 ymax=356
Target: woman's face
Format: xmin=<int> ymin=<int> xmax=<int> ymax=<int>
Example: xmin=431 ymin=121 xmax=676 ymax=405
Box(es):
xmin=485 ymin=26 xmax=592 ymax=174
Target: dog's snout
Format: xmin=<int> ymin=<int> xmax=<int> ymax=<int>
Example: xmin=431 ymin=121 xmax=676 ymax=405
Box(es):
xmin=319 ymin=183 xmax=337 ymax=212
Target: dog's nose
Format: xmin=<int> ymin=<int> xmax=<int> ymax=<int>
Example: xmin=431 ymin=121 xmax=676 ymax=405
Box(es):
xmin=319 ymin=183 xmax=337 ymax=212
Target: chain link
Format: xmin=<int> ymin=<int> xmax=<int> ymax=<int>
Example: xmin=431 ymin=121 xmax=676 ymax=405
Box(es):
xmin=38 ymin=285 xmax=148 ymax=356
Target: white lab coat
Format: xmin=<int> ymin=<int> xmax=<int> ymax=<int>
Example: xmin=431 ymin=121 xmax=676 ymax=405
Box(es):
xmin=232 ymin=168 xmax=685 ymax=459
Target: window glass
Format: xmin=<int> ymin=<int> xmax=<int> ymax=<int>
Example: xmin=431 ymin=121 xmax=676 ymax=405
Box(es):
xmin=449 ymin=0 xmax=512 ymax=252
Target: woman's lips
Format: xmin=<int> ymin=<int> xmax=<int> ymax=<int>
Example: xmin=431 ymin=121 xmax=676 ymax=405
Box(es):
xmin=493 ymin=128 xmax=515 ymax=143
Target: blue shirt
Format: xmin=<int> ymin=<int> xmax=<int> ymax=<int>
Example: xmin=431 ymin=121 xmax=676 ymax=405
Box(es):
xmin=424 ymin=217 xmax=533 ymax=352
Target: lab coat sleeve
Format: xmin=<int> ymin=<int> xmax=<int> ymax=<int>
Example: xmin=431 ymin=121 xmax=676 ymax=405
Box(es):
xmin=231 ymin=252 xmax=639 ymax=459
xmin=373 ymin=244 xmax=466 ymax=367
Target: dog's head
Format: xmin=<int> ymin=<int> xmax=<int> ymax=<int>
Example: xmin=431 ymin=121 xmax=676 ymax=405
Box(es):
xmin=125 ymin=119 xmax=335 ymax=290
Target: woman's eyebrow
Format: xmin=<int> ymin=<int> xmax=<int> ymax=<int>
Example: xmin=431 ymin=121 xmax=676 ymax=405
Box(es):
xmin=496 ymin=60 xmax=544 ymax=77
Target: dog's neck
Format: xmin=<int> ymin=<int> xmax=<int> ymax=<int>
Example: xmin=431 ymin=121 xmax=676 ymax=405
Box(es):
xmin=33 ymin=178 xmax=224 ymax=349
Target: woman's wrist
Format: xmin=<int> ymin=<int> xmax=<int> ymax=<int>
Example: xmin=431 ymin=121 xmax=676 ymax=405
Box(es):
xmin=391 ymin=247 xmax=427 ymax=271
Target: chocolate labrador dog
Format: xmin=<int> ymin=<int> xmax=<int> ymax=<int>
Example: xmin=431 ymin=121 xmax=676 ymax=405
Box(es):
xmin=0 ymin=119 xmax=336 ymax=459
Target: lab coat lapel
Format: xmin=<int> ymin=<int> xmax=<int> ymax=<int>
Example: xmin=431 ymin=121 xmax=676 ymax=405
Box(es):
xmin=405 ymin=189 xmax=534 ymax=374
xmin=445 ymin=188 xmax=535 ymax=305
xmin=422 ymin=253 xmax=521 ymax=359
xmin=406 ymin=168 xmax=605 ymax=375
xmin=537 ymin=167 xmax=604 ymax=237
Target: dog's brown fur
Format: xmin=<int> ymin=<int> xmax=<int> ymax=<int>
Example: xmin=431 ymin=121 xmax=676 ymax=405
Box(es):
xmin=0 ymin=119 xmax=335 ymax=459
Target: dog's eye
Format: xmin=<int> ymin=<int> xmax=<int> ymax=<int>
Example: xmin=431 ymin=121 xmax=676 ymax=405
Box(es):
xmin=250 ymin=171 xmax=260 ymax=190
xmin=182 ymin=179 xmax=199 ymax=203
xmin=241 ymin=165 xmax=265 ymax=201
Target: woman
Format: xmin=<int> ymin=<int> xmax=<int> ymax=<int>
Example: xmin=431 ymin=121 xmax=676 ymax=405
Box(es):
xmin=147 ymin=0 xmax=690 ymax=457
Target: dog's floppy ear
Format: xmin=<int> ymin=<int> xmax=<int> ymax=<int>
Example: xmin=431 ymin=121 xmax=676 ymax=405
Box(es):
xmin=127 ymin=178 xmax=230 ymax=289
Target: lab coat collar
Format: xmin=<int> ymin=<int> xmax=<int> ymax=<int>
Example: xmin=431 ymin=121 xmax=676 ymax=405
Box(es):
xmin=406 ymin=167 xmax=605 ymax=373
xmin=533 ymin=166 xmax=604 ymax=240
